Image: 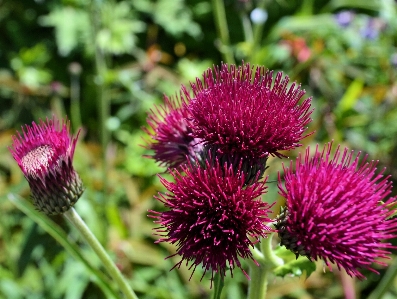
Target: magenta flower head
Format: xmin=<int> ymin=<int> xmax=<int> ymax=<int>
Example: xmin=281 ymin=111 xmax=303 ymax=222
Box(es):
xmin=144 ymin=94 xmax=202 ymax=168
xmin=276 ymin=143 xmax=397 ymax=279
xmin=9 ymin=117 xmax=84 ymax=215
xmin=150 ymin=158 xmax=273 ymax=283
xmin=186 ymin=63 xmax=313 ymax=164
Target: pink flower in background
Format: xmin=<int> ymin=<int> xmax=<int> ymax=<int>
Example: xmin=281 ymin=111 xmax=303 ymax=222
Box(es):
xmin=9 ymin=117 xmax=84 ymax=215
xmin=150 ymin=159 xmax=273 ymax=282
xmin=145 ymin=95 xmax=202 ymax=168
xmin=276 ymin=143 xmax=397 ymax=279
xmin=280 ymin=37 xmax=312 ymax=62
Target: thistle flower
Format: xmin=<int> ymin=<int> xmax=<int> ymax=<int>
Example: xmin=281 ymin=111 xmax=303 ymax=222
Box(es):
xmin=186 ymin=63 xmax=313 ymax=163
xmin=276 ymin=143 xmax=397 ymax=279
xmin=150 ymin=159 xmax=273 ymax=282
xmin=144 ymin=94 xmax=202 ymax=168
xmin=9 ymin=117 xmax=84 ymax=215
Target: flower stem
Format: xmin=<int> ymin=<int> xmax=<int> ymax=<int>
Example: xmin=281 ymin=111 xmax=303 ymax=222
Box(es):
xmin=248 ymin=233 xmax=284 ymax=299
xmin=63 ymin=208 xmax=138 ymax=299
xmin=211 ymin=0 xmax=235 ymax=64
xmin=249 ymin=0 xmax=267 ymax=64
xmin=70 ymin=69 xmax=82 ymax=132
xmin=240 ymin=12 xmax=254 ymax=43
xmin=211 ymin=273 xmax=224 ymax=299
xmin=91 ymin=0 xmax=110 ymax=195
xmin=8 ymin=194 xmax=120 ymax=299
xmin=260 ymin=232 xmax=284 ymax=268
xmin=367 ymin=256 xmax=397 ymax=299
xmin=247 ymin=262 xmax=268 ymax=299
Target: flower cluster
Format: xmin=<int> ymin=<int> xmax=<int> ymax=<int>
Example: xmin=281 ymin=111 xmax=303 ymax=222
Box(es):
xmin=147 ymin=63 xmax=313 ymax=171
xmin=276 ymin=143 xmax=397 ymax=278
xmin=9 ymin=117 xmax=83 ymax=215
xmin=146 ymin=62 xmax=397 ymax=283
xmin=146 ymin=62 xmax=314 ymax=281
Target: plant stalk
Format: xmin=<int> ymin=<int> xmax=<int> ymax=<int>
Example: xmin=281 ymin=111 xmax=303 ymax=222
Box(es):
xmin=248 ymin=232 xmax=284 ymax=299
xmin=250 ymin=0 xmax=268 ymax=63
xmin=212 ymin=0 xmax=235 ymax=64
xmin=70 ymin=69 xmax=82 ymax=131
xmin=248 ymin=262 xmax=268 ymax=299
xmin=367 ymin=256 xmax=397 ymax=299
xmin=91 ymin=0 xmax=110 ymax=195
xmin=63 ymin=208 xmax=138 ymax=299
xmin=8 ymin=194 xmax=120 ymax=299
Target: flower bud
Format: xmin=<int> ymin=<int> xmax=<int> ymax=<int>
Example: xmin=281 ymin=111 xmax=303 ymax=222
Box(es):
xmin=10 ymin=117 xmax=84 ymax=215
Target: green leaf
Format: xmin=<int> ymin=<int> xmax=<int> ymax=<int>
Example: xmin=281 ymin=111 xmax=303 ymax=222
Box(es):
xmin=273 ymin=246 xmax=316 ymax=278
xmin=97 ymin=2 xmax=145 ymax=55
xmin=40 ymin=7 xmax=91 ymax=56
xmin=327 ymin=0 xmax=381 ymax=12
xmin=335 ymin=78 xmax=364 ymax=116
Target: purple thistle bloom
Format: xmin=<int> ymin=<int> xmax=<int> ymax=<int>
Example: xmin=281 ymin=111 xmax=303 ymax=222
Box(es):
xmin=276 ymin=143 xmax=397 ymax=279
xmin=144 ymin=94 xmax=202 ymax=168
xmin=150 ymin=159 xmax=273 ymax=283
xmin=186 ymin=63 xmax=313 ymax=161
xmin=9 ymin=117 xmax=84 ymax=215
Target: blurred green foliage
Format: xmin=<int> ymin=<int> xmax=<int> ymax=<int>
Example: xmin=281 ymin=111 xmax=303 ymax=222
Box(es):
xmin=1 ymin=0 xmax=397 ymax=298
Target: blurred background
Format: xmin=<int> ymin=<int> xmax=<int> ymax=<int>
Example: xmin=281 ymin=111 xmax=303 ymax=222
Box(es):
xmin=1 ymin=0 xmax=397 ymax=298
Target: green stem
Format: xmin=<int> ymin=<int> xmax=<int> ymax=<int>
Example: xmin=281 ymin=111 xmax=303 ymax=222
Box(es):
xmin=240 ymin=12 xmax=253 ymax=43
xmin=212 ymin=0 xmax=235 ymax=64
xmin=63 ymin=208 xmax=138 ymax=299
xmin=248 ymin=233 xmax=284 ymax=299
xmin=250 ymin=0 xmax=267 ymax=64
xmin=250 ymin=246 xmax=264 ymax=262
xmin=91 ymin=0 xmax=109 ymax=194
xmin=260 ymin=232 xmax=284 ymax=268
xmin=248 ymin=262 xmax=268 ymax=299
xmin=211 ymin=273 xmax=224 ymax=299
xmin=367 ymin=256 xmax=397 ymax=299
xmin=298 ymin=0 xmax=314 ymax=15
xmin=70 ymin=72 xmax=82 ymax=132
xmin=8 ymin=194 xmax=119 ymax=299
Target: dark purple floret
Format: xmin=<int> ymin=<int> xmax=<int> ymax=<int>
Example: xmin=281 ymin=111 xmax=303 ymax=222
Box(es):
xmin=9 ymin=117 xmax=84 ymax=215
xmin=150 ymin=159 xmax=273 ymax=283
xmin=186 ymin=63 xmax=313 ymax=161
xmin=198 ymin=144 xmax=268 ymax=185
xmin=276 ymin=143 xmax=397 ymax=279
xmin=144 ymin=94 xmax=202 ymax=168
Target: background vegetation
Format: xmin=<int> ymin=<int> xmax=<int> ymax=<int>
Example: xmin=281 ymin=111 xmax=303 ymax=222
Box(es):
xmin=1 ymin=0 xmax=397 ymax=298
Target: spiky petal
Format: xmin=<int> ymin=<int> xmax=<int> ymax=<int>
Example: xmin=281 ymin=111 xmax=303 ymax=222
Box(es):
xmin=150 ymin=159 xmax=273 ymax=282
xmin=276 ymin=143 xmax=397 ymax=279
xmin=9 ymin=117 xmax=84 ymax=215
xmin=144 ymin=94 xmax=202 ymax=168
xmin=186 ymin=62 xmax=313 ymax=161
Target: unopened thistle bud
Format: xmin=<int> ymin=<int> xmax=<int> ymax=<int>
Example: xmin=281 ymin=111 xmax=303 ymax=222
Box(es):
xmin=9 ymin=117 xmax=84 ymax=215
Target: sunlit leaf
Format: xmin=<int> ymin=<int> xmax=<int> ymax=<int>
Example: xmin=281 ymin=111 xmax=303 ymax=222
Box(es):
xmin=273 ymin=246 xmax=316 ymax=278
